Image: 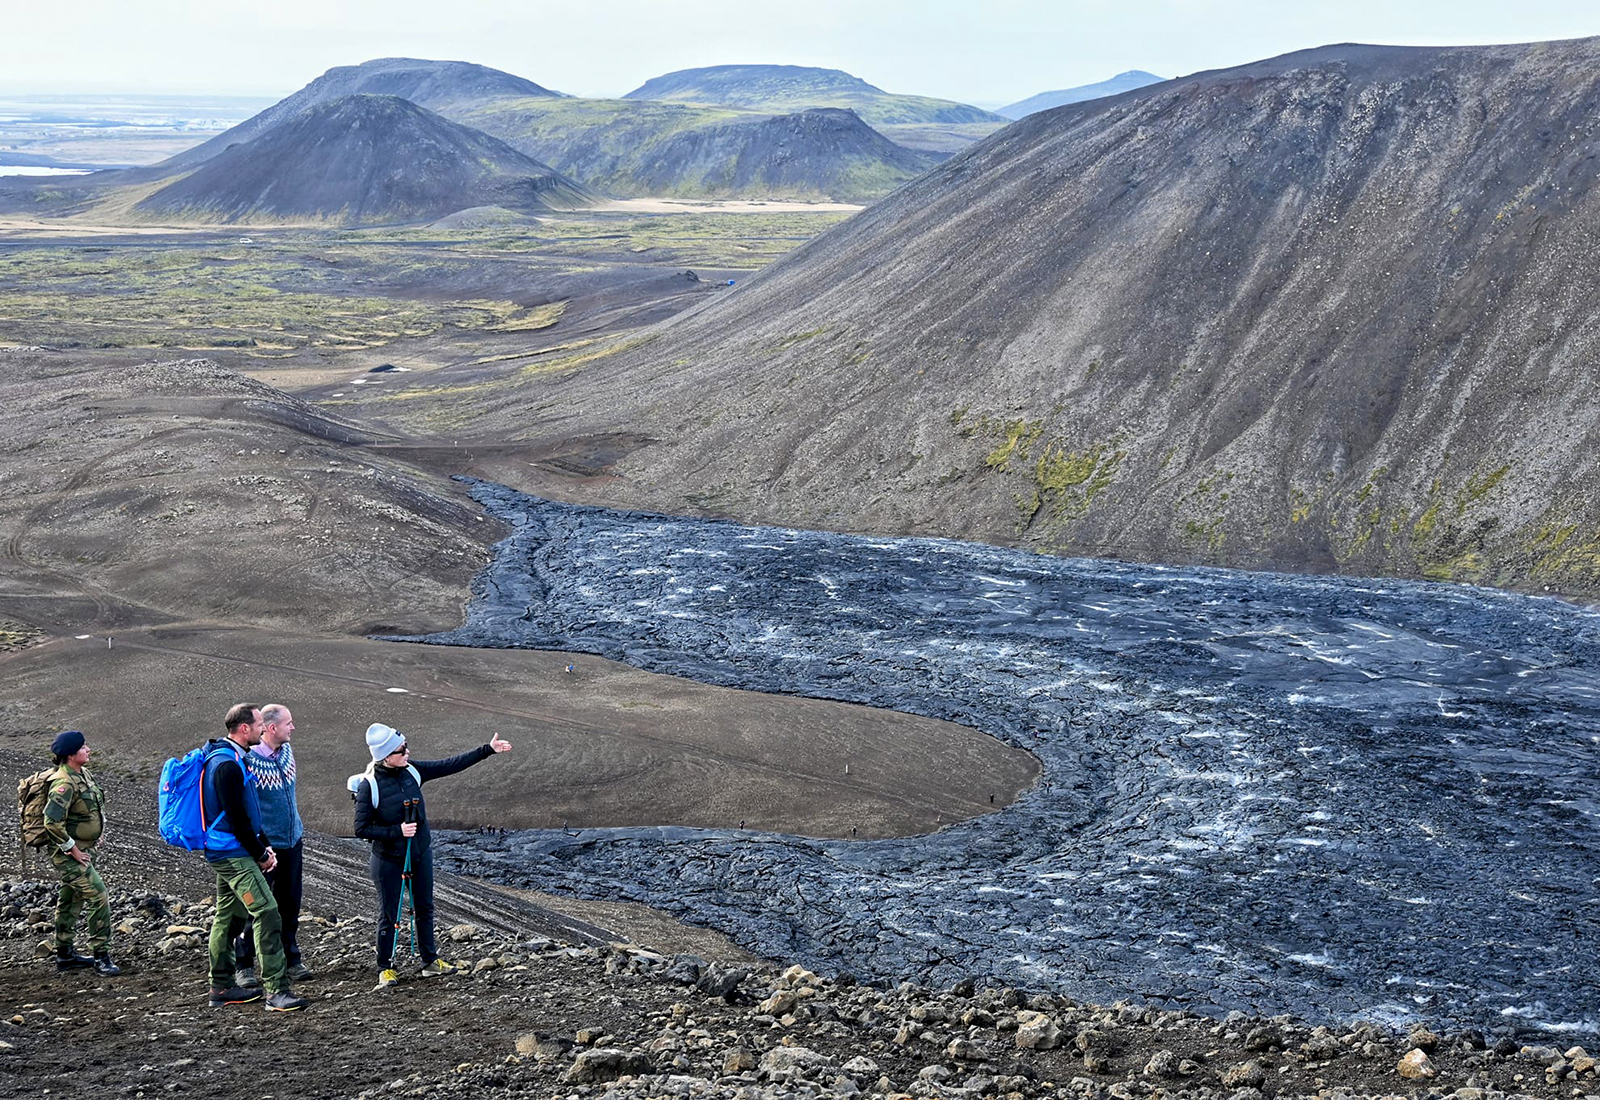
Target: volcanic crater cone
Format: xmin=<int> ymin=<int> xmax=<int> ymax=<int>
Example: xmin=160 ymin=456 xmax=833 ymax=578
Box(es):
xmin=522 ymin=37 xmax=1600 ymax=598
xmin=161 ymin=56 xmax=565 ymax=172
xmin=625 ymin=107 xmax=933 ymax=202
xmin=134 ymin=93 xmax=591 ymax=224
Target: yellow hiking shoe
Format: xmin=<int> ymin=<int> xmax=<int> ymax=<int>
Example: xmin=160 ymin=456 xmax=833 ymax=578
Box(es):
xmin=373 ymin=968 xmax=399 ymax=990
xmin=419 ymin=958 xmax=456 ymax=977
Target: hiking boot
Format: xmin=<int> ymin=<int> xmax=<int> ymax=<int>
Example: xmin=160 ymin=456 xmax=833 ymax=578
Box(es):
xmin=208 ymin=985 xmax=263 ymax=1008
xmin=265 ymin=990 xmax=309 ymax=1012
xmin=93 ymin=952 xmax=121 ymax=977
xmin=373 ymin=968 xmax=399 ymax=990
xmin=285 ymin=961 xmax=315 ymax=981
xmin=234 ymin=965 xmax=260 ymax=988
xmin=419 ymin=958 xmax=456 ymax=977
xmin=55 ymin=947 xmax=95 ymax=971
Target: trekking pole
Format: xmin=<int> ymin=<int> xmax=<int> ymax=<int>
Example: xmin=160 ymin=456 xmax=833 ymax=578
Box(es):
xmin=395 ymin=799 xmax=419 ymax=960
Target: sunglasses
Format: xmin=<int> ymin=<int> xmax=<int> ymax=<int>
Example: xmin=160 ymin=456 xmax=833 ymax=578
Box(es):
xmin=388 ymin=744 xmax=409 ymax=756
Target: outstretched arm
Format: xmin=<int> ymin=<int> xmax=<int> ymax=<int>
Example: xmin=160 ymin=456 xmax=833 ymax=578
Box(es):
xmin=414 ymin=741 xmax=498 ymax=783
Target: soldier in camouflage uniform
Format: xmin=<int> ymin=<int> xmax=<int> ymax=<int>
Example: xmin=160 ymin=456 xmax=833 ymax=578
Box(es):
xmin=42 ymin=730 xmax=120 ymax=976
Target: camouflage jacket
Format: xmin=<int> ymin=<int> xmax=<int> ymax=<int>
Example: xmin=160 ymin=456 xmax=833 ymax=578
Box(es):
xmin=42 ymin=765 xmax=105 ymax=850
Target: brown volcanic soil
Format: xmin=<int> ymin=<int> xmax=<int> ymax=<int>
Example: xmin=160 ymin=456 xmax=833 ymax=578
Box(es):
xmin=0 ymin=628 xmax=1036 ymax=840
xmin=0 ymin=347 xmax=1035 ymax=843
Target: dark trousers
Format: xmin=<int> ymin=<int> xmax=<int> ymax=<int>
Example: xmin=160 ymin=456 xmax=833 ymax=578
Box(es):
xmin=372 ymin=845 xmax=437 ymax=967
xmin=232 ymin=839 xmax=303 ymax=966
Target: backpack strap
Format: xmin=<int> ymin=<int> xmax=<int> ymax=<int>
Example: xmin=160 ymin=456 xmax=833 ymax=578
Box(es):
xmin=344 ymin=763 xmax=422 ymax=809
xmin=200 ymin=743 xmax=240 ymax=831
xmin=347 ymin=763 xmax=379 ymax=807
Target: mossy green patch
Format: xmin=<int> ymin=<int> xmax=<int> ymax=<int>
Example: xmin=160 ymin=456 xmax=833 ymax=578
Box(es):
xmin=1456 ymin=464 xmax=1511 ymax=514
xmin=984 ymin=419 xmax=1044 ymax=470
xmin=1422 ymin=552 xmax=1486 ymax=582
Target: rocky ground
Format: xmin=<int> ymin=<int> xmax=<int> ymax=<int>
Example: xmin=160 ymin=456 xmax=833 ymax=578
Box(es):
xmin=2 ymin=865 xmax=1595 ymax=1100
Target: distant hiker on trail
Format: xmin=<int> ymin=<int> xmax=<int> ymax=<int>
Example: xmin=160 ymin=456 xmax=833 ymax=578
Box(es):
xmin=229 ymin=703 xmax=312 ymax=989
xmin=351 ymin=723 xmax=512 ymax=990
xmin=41 ymin=730 xmax=120 ymax=976
xmin=201 ymin=704 xmax=309 ymax=1012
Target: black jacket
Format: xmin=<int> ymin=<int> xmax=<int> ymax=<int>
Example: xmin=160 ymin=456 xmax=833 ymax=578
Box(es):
xmin=353 ymin=745 xmax=493 ymax=863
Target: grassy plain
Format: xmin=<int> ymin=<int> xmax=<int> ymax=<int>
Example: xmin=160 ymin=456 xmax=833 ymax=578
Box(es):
xmin=0 ymin=208 xmax=854 ymax=355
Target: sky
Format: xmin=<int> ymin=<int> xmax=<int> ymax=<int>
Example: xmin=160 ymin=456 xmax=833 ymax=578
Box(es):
xmin=7 ymin=0 xmax=1599 ymax=107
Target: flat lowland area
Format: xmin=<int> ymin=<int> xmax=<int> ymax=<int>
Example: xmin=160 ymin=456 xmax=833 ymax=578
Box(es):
xmin=0 ymin=627 xmax=1037 ymax=840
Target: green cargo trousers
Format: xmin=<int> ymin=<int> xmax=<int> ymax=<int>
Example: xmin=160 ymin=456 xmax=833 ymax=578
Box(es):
xmin=208 ymin=856 xmax=287 ymax=993
xmin=49 ymin=847 xmax=111 ymax=952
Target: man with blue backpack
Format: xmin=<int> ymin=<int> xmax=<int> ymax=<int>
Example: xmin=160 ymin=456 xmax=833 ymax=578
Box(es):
xmin=229 ymin=703 xmax=312 ymax=990
xmin=198 ymin=704 xmax=309 ymax=1012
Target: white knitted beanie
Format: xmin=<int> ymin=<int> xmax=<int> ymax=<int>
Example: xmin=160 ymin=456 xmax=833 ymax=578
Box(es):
xmin=365 ymin=722 xmax=405 ymax=762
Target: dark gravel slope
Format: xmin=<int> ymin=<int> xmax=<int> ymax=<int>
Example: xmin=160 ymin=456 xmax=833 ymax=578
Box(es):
xmin=510 ymin=36 xmax=1600 ymax=598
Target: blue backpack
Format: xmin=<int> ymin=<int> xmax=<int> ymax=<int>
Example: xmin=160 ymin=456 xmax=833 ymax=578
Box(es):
xmin=157 ymin=744 xmax=232 ymax=850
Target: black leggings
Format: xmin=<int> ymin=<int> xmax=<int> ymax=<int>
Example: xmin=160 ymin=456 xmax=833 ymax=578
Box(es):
xmin=371 ymin=846 xmax=436 ymax=966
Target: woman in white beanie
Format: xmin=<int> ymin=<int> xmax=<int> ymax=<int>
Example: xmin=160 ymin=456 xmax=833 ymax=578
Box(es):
xmin=351 ymin=723 xmax=511 ymax=988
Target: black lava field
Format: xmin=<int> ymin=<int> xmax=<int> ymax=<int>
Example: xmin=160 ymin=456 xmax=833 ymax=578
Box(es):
xmin=413 ymin=481 xmax=1600 ymax=1034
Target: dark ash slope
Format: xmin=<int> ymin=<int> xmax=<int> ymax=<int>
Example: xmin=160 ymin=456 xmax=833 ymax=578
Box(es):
xmin=509 ymin=37 xmax=1600 ymax=598
xmin=134 ymin=94 xmax=589 ymax=224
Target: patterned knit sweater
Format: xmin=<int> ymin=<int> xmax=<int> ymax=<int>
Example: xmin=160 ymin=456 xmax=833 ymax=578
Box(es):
xmin=244 ymin=742 xmax=303 ymax=848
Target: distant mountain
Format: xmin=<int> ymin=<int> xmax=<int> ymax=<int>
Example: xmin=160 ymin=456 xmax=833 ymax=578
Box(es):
xmin=161 ymin=58 xmax=564 ymax=172
xmin=997 ymin=71 xmax=1165 ymax=119
xmin=627 ymin=108 xmax=932 ymax=202
xmin=624 ymin=64 xmax=1006 ymax=127
xmin=134 ymin=95 xmax=589 ymax=224
xmin=129 ymin=57 xmax=928 ymax=204
xmin=505 ymin=37 xmax=1600 ymax=598
xmin=458 ymin=99 xmax=933 ymax=202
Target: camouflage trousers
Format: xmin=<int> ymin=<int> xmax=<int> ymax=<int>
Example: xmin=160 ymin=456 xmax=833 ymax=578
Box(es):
xmin=49 ymin=847 xmax=111 ymax=952
xmin=208 ymin=857 xmax=287 ymax=994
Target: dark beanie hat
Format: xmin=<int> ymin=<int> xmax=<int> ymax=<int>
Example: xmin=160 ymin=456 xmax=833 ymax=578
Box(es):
xmin=50 ymin=730 xmax=85 ymax=757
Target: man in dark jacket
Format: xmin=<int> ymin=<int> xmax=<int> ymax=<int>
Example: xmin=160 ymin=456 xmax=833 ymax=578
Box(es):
xmin=351 ymin=722 xmax=511 ymax=988
xmin=202 ymin=703 xmax=308 ymax=1012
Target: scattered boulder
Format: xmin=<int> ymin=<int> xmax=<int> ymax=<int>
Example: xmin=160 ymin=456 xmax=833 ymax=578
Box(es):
xmin=1015 ymin=1009 xmax=1062 ymax=1050
xmin=1243 ymin=1023 xmax=1282 ymax=1051
xmin=697 ymin=966 xmax=747 ymax=1001
xmin=1407 ymin=1025 xmax=1440 ymax=1052
xmin=758 ymin=989 xmax=799 ymax=1016
xmin=947 ymin=1036 xmax=989 ymax=1061
xmin=663 ymin=953 xmax=708 ymax=984
xmin=1143 ymin=1048 xmax=1180 ymax=1077
xmin=513 ymin=1032 xmax=571 ymax=1063
xmin=1398 ymin=1048 xmax=1438 ymax=1079
xmin=760 ymin=1044 xmax=835 ymax=1078
xmin=1221 ymin=1059 xmax=1267 ymax=1088
xmin=561 ymin=1047 xmax=650 ymax=1084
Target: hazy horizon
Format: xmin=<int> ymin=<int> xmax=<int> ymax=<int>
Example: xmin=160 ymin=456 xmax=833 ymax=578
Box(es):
xmin=5 ymin=0 xmax=1596 ymax=107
